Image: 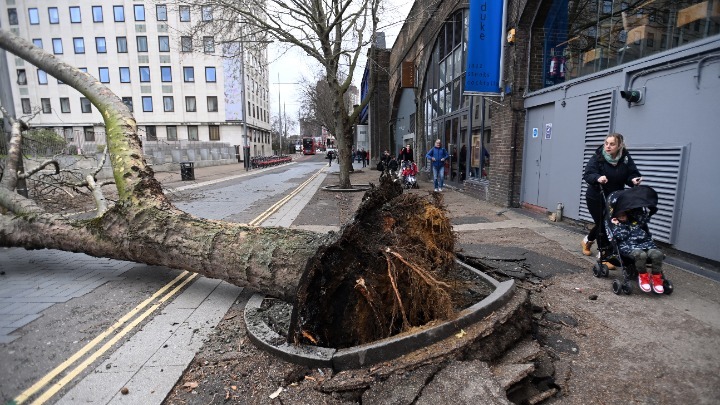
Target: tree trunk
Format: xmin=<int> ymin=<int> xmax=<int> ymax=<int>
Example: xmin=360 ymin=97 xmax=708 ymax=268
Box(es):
xmin=0 ymin=29 xmax=326 ymax=300
xmin=0 ymin=204 xmax=329 ymax=301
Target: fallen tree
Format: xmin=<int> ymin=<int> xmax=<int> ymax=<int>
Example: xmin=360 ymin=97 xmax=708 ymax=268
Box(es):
xmin=0 ymin=30 xmax=460 ymax=348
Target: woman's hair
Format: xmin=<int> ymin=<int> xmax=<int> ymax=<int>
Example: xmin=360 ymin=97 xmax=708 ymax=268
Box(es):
xmin=606 ymin=133 xmax=625 ymax=148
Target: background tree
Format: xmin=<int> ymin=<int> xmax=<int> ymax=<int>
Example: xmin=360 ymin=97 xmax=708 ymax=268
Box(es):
xmin=171 ymin=0 xmax=381 ymax=188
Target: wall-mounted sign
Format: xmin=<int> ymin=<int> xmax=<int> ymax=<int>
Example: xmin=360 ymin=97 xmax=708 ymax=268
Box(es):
xmin=464 ymin=0 xmax=506 ymax=95
xmin=545 ymin=123 xmax=553 ymax=140
xmin=532 ymin=128 xmax=539 ymax=138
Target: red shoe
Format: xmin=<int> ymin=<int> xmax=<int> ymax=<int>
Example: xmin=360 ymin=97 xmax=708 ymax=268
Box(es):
xmin=651 ymin=273 xmax=665 ymax=294
xmin=638 ymin=273 xmax=652 ymax=293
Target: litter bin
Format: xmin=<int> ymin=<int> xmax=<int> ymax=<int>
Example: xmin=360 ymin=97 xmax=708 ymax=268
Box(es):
xmin=180 ymin=161 xmax=195 ymax=181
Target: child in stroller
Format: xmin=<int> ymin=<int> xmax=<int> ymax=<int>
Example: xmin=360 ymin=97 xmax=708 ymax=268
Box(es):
xmin=400 ymin=160 xmax=419 ymax=189
xmin=592 ymin=185 xmax=673 ymax=295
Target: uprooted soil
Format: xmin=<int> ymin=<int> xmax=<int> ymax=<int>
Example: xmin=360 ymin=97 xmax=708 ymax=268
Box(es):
xmin=289 ymin=174 xmax=465 ymax=348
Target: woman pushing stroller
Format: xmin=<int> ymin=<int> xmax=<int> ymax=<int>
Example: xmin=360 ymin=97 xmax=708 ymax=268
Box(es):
xmin=581 ymin=133 xmax=642 ymax=266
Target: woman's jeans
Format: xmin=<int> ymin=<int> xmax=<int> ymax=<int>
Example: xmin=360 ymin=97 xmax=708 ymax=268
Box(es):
xmin=432 ymin=165 xmax=445 ymax=189
xmin=630 ymin=248 xmax=663 ymax=273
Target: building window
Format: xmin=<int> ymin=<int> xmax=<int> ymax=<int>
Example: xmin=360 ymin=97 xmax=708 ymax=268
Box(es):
xmin=92 ymin=6 xmax=103 ymax=22
xmin=95 ymin=37 xmax=107 ymax=53
xmin=8 ymin=8 xmax=18 ymax=25
xmin=41 ymin=98 xmax=51 ymax=114
xmin=185 ymin=96 xmax=196 ymax=112
xmin=113 ymin=6 xmax=125 ymax=22
xmin=188 ymin=125 xmax=199 ymax=141
xmin=98 ymin=67 xmax=110 ymax=83
xmin=207 ymin=96 xmax=218 ymax=112
xmin=203 ymin=37 xmax=215 ymax=53
xmin=202 ymin=6 xmax=213 ymax=21
xmin=73 ymin=38 xmax=85 ymax=54
xmin=52 ymin=38 xmax=63 ymax=54
xmin=28 ymin=8 xmax=40 ymax=25
xmin=70 ymin=6 xmax=82 ymax=23
xmin=166 ymin=125 xmax=177 ymax=141
xmin=122 ymin=97 xmax=133 ymax=112
xmin=119 ymin=67 xmax=130 ymax=83
xmin=17 ymin=69 xmax=27 ymax=85
xmin=142 ymin=96 xmax=153 ymax=112
xmin=37 ymin=70 xmax=48 ymax=85
xmin=84 ymin=127 xmax=96 ymax=142
xmin=117 ymin=37 xmax=128 ymax=53
xmin=163 ymin=96 xmax=174 ymax=112
xmin=209 ymin=125 xmax=220 ymax=141
xmin=21 ymin=98 xmax=31 ymax=114
xmin=134 ymin=5 xmax=145 ymax=21
xmin=137 ymin=36 xmax=148 ymax=52
xmin=156 ymin=5 xmax=167 ymax=21
xmin=161 ymin=66 xmax=172 ymax=82
xmin=48 ymin=7 xmax=59 ymax=24
xmin=183 ymin=66 xmax=195 ymax=82
xmin=179 ymin=6 xmax=191 ymax=22
xmin=80 ymin=97 xmax=92 ymax=113
xmin=158 ymin=36 xmax=170 ymax=52
xmin=139 ymin=66 xmax=150 ymax=82
xmin=146 ymin=125 xmax=157 ymax=141
xmin=60 ymin=97 xmax=71 ymax=113
xmin=32 ymin=38 xmax=43 ymax=48
xmin=181 ymin=36 xmax=192 ymax=52
xmin=205 ymin=67 xmax=216 ymax=82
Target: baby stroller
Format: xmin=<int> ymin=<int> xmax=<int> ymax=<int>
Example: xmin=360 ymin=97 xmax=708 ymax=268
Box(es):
xmin=591 ymin=185 xmax=674 ymax=295
xmin=400 ymin=161 xmax=419 ymax=189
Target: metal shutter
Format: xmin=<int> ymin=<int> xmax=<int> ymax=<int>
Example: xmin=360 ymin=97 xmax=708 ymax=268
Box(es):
xmin=579 ymin=92 xmax=615 ymax=222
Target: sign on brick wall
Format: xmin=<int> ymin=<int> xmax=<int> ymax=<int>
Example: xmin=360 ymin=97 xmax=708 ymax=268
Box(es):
xmin=465 ymin=0 xmax=506 ymax=95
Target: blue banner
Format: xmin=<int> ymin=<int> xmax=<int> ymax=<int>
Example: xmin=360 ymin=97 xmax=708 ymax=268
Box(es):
xmin=465 ymin=0 xmax=505 ymax=95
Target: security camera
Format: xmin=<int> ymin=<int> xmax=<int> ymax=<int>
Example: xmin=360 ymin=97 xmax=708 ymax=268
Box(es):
xmin=620 ymin=90 xmax=642 ymax=103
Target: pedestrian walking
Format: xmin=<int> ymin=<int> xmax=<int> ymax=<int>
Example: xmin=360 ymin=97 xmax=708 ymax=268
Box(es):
xmin=425 ymin=139 xmax=449 ymax=192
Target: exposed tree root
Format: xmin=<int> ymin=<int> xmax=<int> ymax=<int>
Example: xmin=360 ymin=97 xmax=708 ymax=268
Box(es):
xmin=289 ymin=176 xmax=462 ymax=348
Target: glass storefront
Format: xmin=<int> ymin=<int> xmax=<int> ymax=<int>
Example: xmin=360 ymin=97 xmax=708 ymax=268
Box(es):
xmin=539 ymin=0 xmax=720 ymax=90
xmin=421 ymin=9 xmax=475 ymax=186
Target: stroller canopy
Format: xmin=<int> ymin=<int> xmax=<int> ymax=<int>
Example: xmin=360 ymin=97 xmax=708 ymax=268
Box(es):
xmin=607 ymin=185 xmax=659 ymax=217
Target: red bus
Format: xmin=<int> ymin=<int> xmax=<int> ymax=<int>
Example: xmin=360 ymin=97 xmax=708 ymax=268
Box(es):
xmin=302 ymin=137 xmax=316 ymax=155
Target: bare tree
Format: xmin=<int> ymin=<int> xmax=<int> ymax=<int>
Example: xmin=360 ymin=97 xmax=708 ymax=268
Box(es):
xmin=171 ymin=0 xmax=381 ymax=188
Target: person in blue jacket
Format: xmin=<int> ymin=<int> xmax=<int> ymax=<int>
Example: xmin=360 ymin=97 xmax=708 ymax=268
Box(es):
xmin=426 ymin=139 xmax=449 ymax=192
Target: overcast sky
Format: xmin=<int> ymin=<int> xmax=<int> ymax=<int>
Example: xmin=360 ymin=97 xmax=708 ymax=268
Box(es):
xmin=268 ymin=0 xmax=414 ymax=131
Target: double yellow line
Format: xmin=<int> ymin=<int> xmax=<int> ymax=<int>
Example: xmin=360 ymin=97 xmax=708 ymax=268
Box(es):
xmin=247 ymin=166 xmax=326 ymax=226
xmin=13 ymin=271 xmax=198 ymax=405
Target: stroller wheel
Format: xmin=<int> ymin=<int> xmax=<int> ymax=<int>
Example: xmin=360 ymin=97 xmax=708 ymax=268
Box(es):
xmin=612 ymin=279 xmax=622 ymax=295
xmin=592 ymin=263 xmax=609 ymax=278
xmin=663 ymin=279 xmax=674 ymax=295
xmin=622 ymin=281 xmax=633 ymax=295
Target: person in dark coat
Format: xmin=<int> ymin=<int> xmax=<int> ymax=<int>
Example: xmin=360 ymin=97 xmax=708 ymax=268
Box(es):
xmin=582 ymin=133 xmax=642 ymax=260
xmin=398 ymin=144 xmax=413 ymax=162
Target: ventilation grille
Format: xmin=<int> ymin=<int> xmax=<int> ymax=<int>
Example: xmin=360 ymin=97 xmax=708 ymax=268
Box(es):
xmin=579 ymin=92 xmax=614 ymax=222
xmin=626 ymin=145 xmax=686 ymax=243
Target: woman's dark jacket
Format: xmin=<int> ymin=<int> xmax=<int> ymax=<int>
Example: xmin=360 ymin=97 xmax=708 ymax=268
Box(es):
xmin=583 ymin=145 xmax=641 ymax=199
